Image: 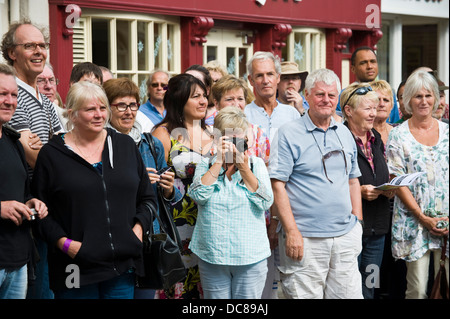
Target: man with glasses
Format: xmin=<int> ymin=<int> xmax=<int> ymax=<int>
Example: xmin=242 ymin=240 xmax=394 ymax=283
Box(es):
xmin=1 ymin=19 xmax=63 ymax=299
xmin=140 ymin=69 xmax=170 ymax=125
xmin=270 ymin=68 xmax=364 ymax=299
xmin=1 ymin=20 xmax=62 ymax=170
xmin=37 ymin=63 xmax=67 ymax=130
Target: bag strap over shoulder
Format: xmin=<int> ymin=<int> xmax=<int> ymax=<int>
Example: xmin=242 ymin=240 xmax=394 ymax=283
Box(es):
xmin=143 ymin=132 xmax=159 ymax=170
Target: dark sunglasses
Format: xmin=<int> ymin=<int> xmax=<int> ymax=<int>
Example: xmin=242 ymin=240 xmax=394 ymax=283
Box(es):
xmin=343 ymin=86 xmax=373 ymax=107
xmin=321 ymin=149 xmax=348 ymax=183
xmin=311 ymin=129 xmax=348 ymax=183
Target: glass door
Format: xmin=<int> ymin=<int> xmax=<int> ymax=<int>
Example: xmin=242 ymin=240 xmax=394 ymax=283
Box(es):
xmin=204 ymin=28 xmax=253 ymax=79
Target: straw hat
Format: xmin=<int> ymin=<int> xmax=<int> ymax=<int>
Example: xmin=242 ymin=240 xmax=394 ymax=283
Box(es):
xmin=280 ymin=61 xmax=308 ymax=92
xmin=429 ymin=70 xmax=448 ymax=91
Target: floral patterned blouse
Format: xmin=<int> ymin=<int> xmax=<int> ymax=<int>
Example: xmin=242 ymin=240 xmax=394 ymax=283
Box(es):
xmin=386 ymin=120 xmax=449 ymax=262
xmin=155 ymin=136 xmax=211 ymax=299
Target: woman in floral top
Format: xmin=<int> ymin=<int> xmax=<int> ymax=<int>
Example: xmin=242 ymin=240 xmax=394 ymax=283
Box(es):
xmin=386 ymin=70 xmax=449 ymax=299
xmin=152 ymin=74 xmax=213 ymax=299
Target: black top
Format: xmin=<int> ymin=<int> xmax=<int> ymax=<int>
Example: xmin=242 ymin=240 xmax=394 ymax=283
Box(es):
xmin=32 ymin=128 xmax=157 ymax=290
xmin=344 ymin=123 xmax=391 ymax=236
xmin=0 ymin=125 xmax=34 ymax=268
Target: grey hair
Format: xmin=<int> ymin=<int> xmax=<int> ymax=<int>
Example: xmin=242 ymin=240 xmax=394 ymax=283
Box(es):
xmin=403 ymin=70 xmax=439 ymax=115
xmin=0 ymin=63 xmax=16 ymax=76
xmin=247 ymin=51 xmax=281 ymax=76
xmin=304 ymin=68 xmax=341 ymax=94
xmin=146 ymin=69 xmax=171 ymax=87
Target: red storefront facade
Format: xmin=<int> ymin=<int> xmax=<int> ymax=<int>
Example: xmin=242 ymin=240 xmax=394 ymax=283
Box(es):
xmin=48 ymin=0 xmax=382 ymax=100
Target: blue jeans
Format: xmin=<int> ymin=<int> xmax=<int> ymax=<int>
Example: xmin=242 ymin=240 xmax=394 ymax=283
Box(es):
xmin=358 ymin=234 xmax=386 ymax=299
xmin=198 ymin=258 xmax=268 ymax=299
xmin=54 ymin=269 xmax=135 ymax=299
xmin=0 ymin=265 xmax=28 ymax=299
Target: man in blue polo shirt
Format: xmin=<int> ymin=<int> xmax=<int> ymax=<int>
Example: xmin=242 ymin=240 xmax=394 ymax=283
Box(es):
xmin=140 ymin=69 xmax=170 ymax=125
xmin=269 ymin=68 xmax=363 ymax=299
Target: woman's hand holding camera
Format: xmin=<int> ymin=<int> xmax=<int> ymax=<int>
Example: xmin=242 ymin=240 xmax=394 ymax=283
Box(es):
xmin=146 ymin=167 xmax=176 ymax=199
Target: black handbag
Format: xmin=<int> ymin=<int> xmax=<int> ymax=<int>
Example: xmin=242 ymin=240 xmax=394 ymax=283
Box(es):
xmin=136 ymin=204 xmax=186 ymax=290
xmin=136 ymin=133 xmax=186 ymax=289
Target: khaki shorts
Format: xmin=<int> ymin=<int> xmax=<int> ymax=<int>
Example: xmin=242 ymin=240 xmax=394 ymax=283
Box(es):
xmin=278 ymin=222 xmax=363 ymax=299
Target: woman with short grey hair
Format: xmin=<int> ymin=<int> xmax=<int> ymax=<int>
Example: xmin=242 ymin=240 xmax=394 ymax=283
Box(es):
xmin=386 ymin=70 xmax=449 ymax=299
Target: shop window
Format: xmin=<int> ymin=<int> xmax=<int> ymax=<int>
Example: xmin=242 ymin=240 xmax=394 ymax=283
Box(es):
xmin=72 ymin=10 xmax=180 ymax=103
xmin=282 ymin=27 xmax=326 ymax=73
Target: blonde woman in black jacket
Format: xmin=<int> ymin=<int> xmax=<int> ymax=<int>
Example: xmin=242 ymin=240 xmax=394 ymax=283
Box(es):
xmin=32 ymin=81 xmax=157 ymax=299
xmin=341 ymin=82 xmax=396 ymax=299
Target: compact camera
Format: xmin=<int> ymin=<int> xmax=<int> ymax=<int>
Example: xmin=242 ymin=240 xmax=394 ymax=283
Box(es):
xmin=30 ymin=208 xmax=38 ymax=221
xmin=231 ymin=137 xmax=248 ymax=153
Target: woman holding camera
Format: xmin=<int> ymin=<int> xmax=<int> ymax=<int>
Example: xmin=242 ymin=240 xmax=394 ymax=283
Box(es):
xmin=188 ymin=107 xmax=273 ymax=299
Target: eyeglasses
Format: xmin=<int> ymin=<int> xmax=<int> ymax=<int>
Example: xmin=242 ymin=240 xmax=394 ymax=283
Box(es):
xmin=151 ymin=83 xmax=168 ymax=88
xmin=321 ymin=149 xmax=348 ymax=183
xmin=342 ymin=86 xmax=372 ymax=107
xmin=14 ymin=42 xmax=50 ymax=51
xmin=311 ymin=129 xmax=348 ymax=183
xmin=36 ymin=77 xmax=59 ymax=86
xmin=110 ymin=102 xmax=140 ymax=112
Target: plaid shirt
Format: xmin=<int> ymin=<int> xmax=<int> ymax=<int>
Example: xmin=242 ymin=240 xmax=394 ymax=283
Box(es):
xmin=354 ymin=130 xmax=376 ymax=172
xmin=188 ymin=156 xmax=273 ymax=265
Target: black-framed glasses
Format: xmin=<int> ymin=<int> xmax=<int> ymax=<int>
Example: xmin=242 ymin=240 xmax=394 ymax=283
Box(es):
xmin=342 ymin=86 xmax=373 ymax=107
xmin=110 ymin=102 xmax=140 ymax=112
xmin=36 ymin=77 xmax=59 ymax=86
xmin=15 ymin=42 xmax=50 ymax=51
xmin=311 ymin=130 xmax=348 ymax=183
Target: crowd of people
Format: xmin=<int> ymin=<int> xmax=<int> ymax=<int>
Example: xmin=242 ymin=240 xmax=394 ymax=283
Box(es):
xmin=0 ymin=19 xmax=448 ymax=300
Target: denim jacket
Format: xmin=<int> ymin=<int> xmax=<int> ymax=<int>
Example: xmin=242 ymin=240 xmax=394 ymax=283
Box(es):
xmin=138 ymin=133 xmax=182 ymax=232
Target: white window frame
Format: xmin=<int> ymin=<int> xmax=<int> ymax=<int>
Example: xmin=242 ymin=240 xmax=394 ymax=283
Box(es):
xmin=73 ymin=9 xmax=181 ymax=83
xmin=284 ymin=27 xmax=326 ymax=73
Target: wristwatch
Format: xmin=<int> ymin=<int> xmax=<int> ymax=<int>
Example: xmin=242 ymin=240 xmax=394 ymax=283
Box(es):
xmin=358 ymin=219 xmax=364 ymax=227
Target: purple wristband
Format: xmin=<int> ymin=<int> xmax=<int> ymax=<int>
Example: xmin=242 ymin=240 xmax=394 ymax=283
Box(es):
xmin=62 ymin=239 xmax=72 ymax=254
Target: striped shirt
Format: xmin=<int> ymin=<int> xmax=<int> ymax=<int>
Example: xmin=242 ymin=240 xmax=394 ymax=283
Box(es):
xmin=8 ymin=79 xmax=62 ymax=177
xmin=188 ymin=156 xmax=273 ymax=266
xmin=8 ymin=79 xmax=62 ymax=145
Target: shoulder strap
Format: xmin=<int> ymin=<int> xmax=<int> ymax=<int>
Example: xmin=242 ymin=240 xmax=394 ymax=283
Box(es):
xmin=144 ymin=132 xmax=159 ymax=170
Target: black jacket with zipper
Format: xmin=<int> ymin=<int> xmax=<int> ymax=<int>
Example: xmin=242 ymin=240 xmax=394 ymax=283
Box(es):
xmin=344 ymin=123 xmax=391 ymax=236
xmin=32 ymin=128 xmax=157 ymax=291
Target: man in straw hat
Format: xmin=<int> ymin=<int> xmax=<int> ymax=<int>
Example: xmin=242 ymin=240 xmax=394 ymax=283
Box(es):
xmin=277 ymin=61 xmax=309 ymax=116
